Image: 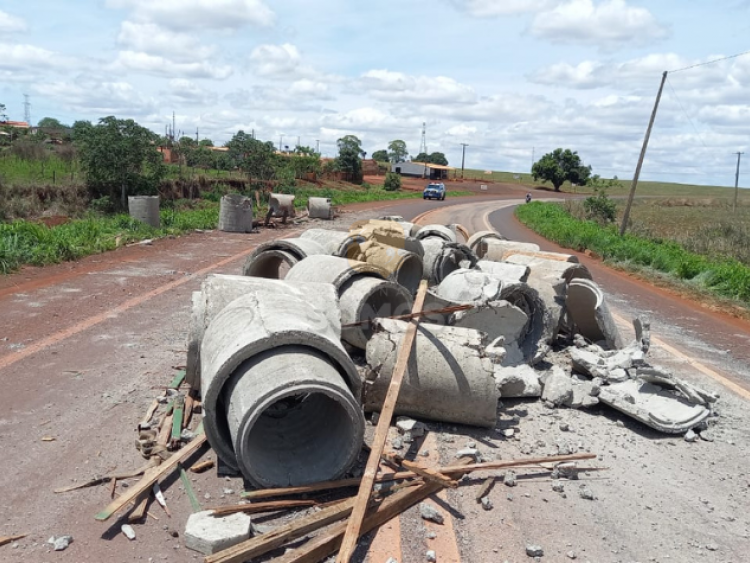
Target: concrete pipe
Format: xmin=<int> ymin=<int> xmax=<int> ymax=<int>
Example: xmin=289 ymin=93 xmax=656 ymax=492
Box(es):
xmin=483 ymin=240 xmax=540 ymax=262
xmin=339 ymin=276 xmax=413 ymax=349
xmin=307 ymin=197 xmax=334 ymax=220
xmin=242 ymin=238 xmax=327 ymax=279
xmin=504 ymin=254 xmax=592 ymax=283
xmin=502 ymin=249 xmax=580 ymax=264
xmin=360 ymin=246 xmax=423 ymax=294
xmin=365 ymin=320 xmax=498 ymax=427
xmin=566 ymin=278 xmax=623 ymax=349
xmin=286 ymin=255 xmax=388 ymax=290
xmin=186 ymin=275 xmax=338 ymax=392
xmin=300 ymin=229 xmax=351 ymax=256
xmin=224 ymin=345 xmax=364 ymax=487
xmin=467 ymin=230 xmax=507 ymax=258
xmin=200 ymin=287 xmax=362 ymax=478
xmin=420 ymin=237 xmax=478 ymax=285
xmin=415 ymin=224 xmax=457 ymax=243
xmin=476 ymin=260 xmax=530 ymax=283
xmin=448 ymin=224 xmax=470 ymax=244
xmin=218 ymin=194 xmax=254 ymax=233
xmin=128 ymin=196 xmax=160 ymax=228
xmin=268 ymin=193 xmax=296 ymax=218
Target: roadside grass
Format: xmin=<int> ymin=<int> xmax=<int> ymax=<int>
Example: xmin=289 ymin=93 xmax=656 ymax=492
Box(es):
xmin=515 ymin=201 xmax=750 ymax=306
xmin=0 ymin=154 xmax=79 ymax=186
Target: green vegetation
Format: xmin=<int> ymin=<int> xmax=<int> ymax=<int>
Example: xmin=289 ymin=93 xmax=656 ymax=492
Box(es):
xmin=516 ymin=202 xmax=750 ymax=305
xmin=371 ymin=149 xmax=388 ymax=162
xmin=383 ymin=172 xmax=402 ymax=192
xmin=336 ymin=135 xmax=365 ymax=184
xmin=531 ymin=148 xmax=591 ymax=192
xmin=413 ymin=151 xmax=449 ymax=166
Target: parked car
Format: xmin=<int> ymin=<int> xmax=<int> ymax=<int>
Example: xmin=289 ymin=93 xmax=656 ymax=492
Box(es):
xmin=423 ymin=182 xmax=446 ymax=200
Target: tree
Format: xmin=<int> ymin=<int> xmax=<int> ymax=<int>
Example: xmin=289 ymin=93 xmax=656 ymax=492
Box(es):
xmin=531 ymin=148 xmax=592 ymax=192
xmin=336 ymin=135 xmax=365 ymax=184
xmin=0 ymin=103 xmax=7 ymax=121
xmin=226 ymin=130 xmax=279 ymax=181
xmin=371 ymin=149 xmax=388 ymax=162
xmin=387 ymin=140 xmax=408 ymax=163
xmin=75 ymin=116 xmax=165 ymax=209
xmin=198 ymin=138 xmax=214 ymax=147
xmin=413 ymin=152 xmax=429 ymax=163
xmin=428 ymin=152 xmax=448 ymax=166
xmin=383 ymin=172 xmax=402 ymax=192
xmin=37 ymin=117 xmax=68 ymax=129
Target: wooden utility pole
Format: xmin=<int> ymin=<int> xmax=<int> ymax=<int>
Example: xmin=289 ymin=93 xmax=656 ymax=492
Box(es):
xmin=619 ymin=71 xmax=668 ymax=236
xmin=460 ymin=143 xmax=468 ymax=178
xmin=733 ymin=152 xmax=744 ymax=212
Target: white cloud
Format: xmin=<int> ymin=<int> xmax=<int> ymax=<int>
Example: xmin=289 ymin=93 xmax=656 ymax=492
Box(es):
xmin=0 ymin=43 xmax=74 ymax=72
xmin=322 ymin=107 xmax=424 ymax=134
xmin=446 ymin=124 xmax=478 ymax=137
xmin=0 ymin=9 xmax=26 ymax=33
xmin=531 ymin=0 xmax=668 ymax=49
xmin=117 ymin=21 xmax=215 ymax=63
xmin=450 ymin=0 xmax=555 ymax=17
xmin=107 ymin=0 xmax=274 ymax=31
xmin=113 ymin=51 xmax=233 ymax=80
xmin=358 ymin=70 xmax=476 ymax=104
xmin=37 ymin=79 xmax=157 ymax=117
xmin=249 ymin=43 xmax=308 ymax=78
xmin=226 ymin=79 xmax=333 ymax=112
xmin=161 ymin=79 xmax=218 ymax=105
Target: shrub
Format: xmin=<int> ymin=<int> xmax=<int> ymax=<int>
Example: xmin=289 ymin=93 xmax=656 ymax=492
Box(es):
xmin=383 ymin=172 xmax=402 ymax=192
xmin=583 ymin=187 xmax=617 ymax=224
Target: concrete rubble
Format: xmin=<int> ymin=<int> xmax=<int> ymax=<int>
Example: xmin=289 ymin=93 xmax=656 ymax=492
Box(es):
xmin=184 ymin=510 xmax=253 ymax=555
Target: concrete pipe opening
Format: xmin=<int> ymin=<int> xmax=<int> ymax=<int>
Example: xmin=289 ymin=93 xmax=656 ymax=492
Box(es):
xmin=242 ymin=249 xmax=297 ymax=279
xmin=393 ymin=252 xmax=423 ymax=294
xmin=340 ymin=277 xmax=413 ymax=349
xmin=223 ymin=346 xmax=364 ymax=488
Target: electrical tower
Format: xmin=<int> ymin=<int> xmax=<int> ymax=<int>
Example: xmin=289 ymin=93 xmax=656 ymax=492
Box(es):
xmin=419 ymin=122 xmax=427 ymax=155
xmin=23 ymin=94 xmax=31 ymax=125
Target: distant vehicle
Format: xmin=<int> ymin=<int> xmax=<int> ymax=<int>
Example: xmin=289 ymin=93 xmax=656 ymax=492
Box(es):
xmin=423 ymin=183 xmax=446 ymax=201
xmin=525 ymin=193 xmax=532 ymax=203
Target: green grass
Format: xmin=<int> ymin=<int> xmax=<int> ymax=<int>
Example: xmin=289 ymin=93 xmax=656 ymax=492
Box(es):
xmin=0 ymin=154 xmax=79 ymax=185
xmin=515 ymin=202 xmax=750 ymax=305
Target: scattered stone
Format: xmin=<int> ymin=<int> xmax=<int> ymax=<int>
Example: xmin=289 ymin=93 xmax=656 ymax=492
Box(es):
xmin=391 ymin=437 xmax=404 ymax=450
xmin=566 ymin=550 xmax=577 ymax=559
xmin=466 ymin=441 xmax=477 ymax=448
xmin=507 ymin=494 xmax=514 ymax=501
xmin=503 ymin=428 xmax=515 ymax=438
xmin=559 ymin=422 xmax=570 ymax=432
xmin=403 ymin=432 xmax=414 ymax=443
xmin=552 ymin=481 xmax=565 ymax=493
xmin=223 ymin=488 xmax=234 ymax=495
xmin=426 ymin=532 xmax=437 ymax=540
xmin=456 ymin=448 xmax=479 ymax=460
xmin=481 ymin=497 xmax=493 ymax=511
xmin=184 ymin=510 xmax=253 ymax=555
xmin=699 ymin=431 xmax=714 ymax=442
xmin=121 ymin=524 xmax=136 ymax=541
xmin=684 ymin=429 xmax=699 ymax=443
xmin=578 ymin=485 xmax=596 ymax=500
xmin=616 ymin=420 xmax=625 ymax=428
xmin=419 ymin=503 xmax=444 ymax=524
xmin=48 ymin=536 xmax=73 ymax=551
xmin=167 ymin=529 xmax=179 ymax=538
xmin=526 ymin=544 xmax=544 ymax=557
xmin=386 ymin=558 xmax=398 ymax=563
xmin=426 ymin=550 xmax=437 ymax=562
xmin=421 ymin=449 xmax=430 ymax=457
xmin=396 ymin=417 xmax=425 ymax=437
xmin=181 ymin=429 xmax=196 ymax=442
xmin=494 ymin=365 xmax=542 ymax=398
xmin=504 ymin=470 xmax=517 ymax=487
xmin=706 ymin=543 xmax=718 ymax=551
xmin=371 ymin=412 xmax=380 ymax=426
xmin=541 ymin=366 xmax=574 ymax=407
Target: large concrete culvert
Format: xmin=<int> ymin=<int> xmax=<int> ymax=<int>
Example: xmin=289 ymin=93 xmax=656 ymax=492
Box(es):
xmin=467 ymin=230 xmax=507 ymax=258
xmin=223 ymin=346 xmax=364 ymax=488
xmin=200 ymin=284 xmax=364 ymax=484
xmin=242 ymin=238 xmax=327 ymax=279
xmin=415 ymin=224 xmax=458 ymax=243
xmin=420 ymin=237 xmax=479 ymax=285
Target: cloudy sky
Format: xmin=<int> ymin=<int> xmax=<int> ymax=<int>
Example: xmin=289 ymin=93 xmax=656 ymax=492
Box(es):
xmin=1 ymin=0 xmax=749 ymax=185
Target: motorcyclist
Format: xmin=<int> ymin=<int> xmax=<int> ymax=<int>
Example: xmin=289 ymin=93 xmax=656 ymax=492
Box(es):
xmin=525 ymin=193 xmax=532 ymax=203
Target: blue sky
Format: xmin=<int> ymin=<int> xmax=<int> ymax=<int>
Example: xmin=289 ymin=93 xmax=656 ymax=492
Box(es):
xmin=1 ymin=0 xmax=749 ymax=186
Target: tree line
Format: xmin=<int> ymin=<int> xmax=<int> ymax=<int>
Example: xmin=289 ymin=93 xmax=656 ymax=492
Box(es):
xmin=370 ymin=139 xmax=448 ymax=166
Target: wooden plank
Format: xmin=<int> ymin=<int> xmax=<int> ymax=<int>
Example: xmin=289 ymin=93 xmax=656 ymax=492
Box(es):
xmin=190 ymin=460 xmax=215 ymax=474
xmin=168 ymin=369 xmax=186 ymax=389
xmin=336 ymin=280 xmax=428 ymax=563
xmin=204 ymin=498 xmax=356 ymax=563
xmin=208 ymin=499 xmax=317 ymax=517
xmin=128 ymin=463 xmax=162 ymax=523
xmin=139 ymin=394 xmax=163 ymax=431
xmin=95 ymin=432 xmax=207 ymax=521
xmin=157 ymin=413 xmax=173 ymax=448
xmin=171 ymin=395 xmax=185 ymax=448
xmin=183 ymin=395 xmax=195 ymax=429
xmin=0 ymin=534 xmax=26 ymax=547
xmin=242 ymin=453 xmax=597 ymax=501
xmin=55 ymin=458 xmax=160 ymax=494
xmin=179 ymin=465 xmax=202 ymax=513
xmin=475 ymin=477 xmax=495 ymax=501
xmin=397 ymin=458 xmax=457 ymax=489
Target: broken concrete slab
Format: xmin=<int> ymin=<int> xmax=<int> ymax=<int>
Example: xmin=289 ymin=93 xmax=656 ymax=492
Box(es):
xmin=494 ymin=365 xmax=542 ymax=398
xmin=476 ymin=260 xmax=530 ymax=283
xmin=365 ymin=320 xmax=499 ymax=428
xmin=541 ymin=366 xmax=574 ymax=407
xmin=566 ymin=278 xmax=623 ymax=349
xmin=185 ymin=510 xmax=253 ymax=555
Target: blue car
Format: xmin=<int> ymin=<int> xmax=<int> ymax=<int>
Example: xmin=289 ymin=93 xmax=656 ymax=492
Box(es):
xmin=423 ymin=182 xmax=446 ymax=200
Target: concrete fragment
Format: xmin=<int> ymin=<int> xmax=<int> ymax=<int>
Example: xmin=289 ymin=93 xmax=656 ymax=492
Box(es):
xmin=121 ymin=524 xmax=136 ymax=540
xmin=504 ymin=470 xmax=517 ymax=487
xmin=552 ymin=481 xmax=565 ymax=493
xmin=484 ymin=240 xmax=540 ymax=262
xmin=365 ymin=320 xmax=499 ymax=428
xmin=200 ymin=282 xmax=364 ymax=485
xmin=466 ymin=230 xmax=507 ymax=258
xmin=525 ymin=544 xmax=544 ymax=557
xmin=566 ymin=279 xmax=623 ymax=349
xmin=481 ymin=497 xmax=493 ymax=510
xmin=476 ymin=260 xmax=529 ymax=283
xmin=578 ymin=485 xmax=596 ymax=500
xmin=184 ymin=510 xmax=253 ymax=555
xmin=420 ymin=238 xmax=478 ymax=285
xmin=242 ymin=238 xmax=327 ymax=279
xmin=48 ymin=536 xmax=73 ymax=551
xmin=456 ymin=448 xmax=480 ymax=460
xmin=541 ymin=366 xmax=574 ymax=407
xmin=426 ymin=549 xmax=437 ymax=562
xmin=419 ymin=503 xmax=444 ymax=524
xmin=307 ymin=197 xmax=334 ymax=219
xmin=684 ymin=429 xmax=698 ymax=442
xmin=396 ymin=417 xmax=425 ymax=437
xmin=218 ymin=194 xmax=253 ymax=232
xmin=494 ymin=365 xmax=542 ymax=398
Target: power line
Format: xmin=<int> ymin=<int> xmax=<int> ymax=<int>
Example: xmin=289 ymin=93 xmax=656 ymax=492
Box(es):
xmin=669 ymin=48 xmax=750 ymax=73
xmin=666 ymin=75 xmax=708 ymax=149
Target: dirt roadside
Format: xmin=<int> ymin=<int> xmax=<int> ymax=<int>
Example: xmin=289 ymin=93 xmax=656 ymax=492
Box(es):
xmin=0 ymin=193 xmax=747 ymax=563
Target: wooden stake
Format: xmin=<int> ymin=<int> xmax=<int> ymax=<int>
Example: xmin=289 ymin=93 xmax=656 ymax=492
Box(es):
xmin=0 ymin=534 xmax=26 ymax=547
xmin=336 ymin=280 xmax=428 ymax=563
xmin=396 ymin=458 xmax=457 ymax=489
xmin=190 ymin=460 xmax=215 ymax=474
xmin=183 ymin=395 xmax=195 ymax=429
xmin=475 ymin=477 xmax=495 ymax=501
xmin=208 ymin=500 xmax=317 ymax=517
xmin=95 ymin=432 xmax=206 ymax=521
xmin=128 ymin=463 xmax=163 ymax=523
xmin=179 ymin=464 xmax=202 ymax=513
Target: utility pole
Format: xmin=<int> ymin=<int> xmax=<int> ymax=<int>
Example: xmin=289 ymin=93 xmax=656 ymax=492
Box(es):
xmin=196 ymin=128 xmax=199 ymax=142
xmin=733 ymin=152 xmax=744 ymax=212
xmin=460 ymin=143 xmax=469 ymax=178
xmin=315 ymin=139 xmax=320 ymax=154
xmin=531 ymin=147 xmax=535 ymax=169
xmin=172 ymin=111 xmax=176 ymax=142
xmin=297 ymin=135 xmax=300 ymax=148
xmin=619 ymin=71 xmax=668 ymax=236
xmin=279 ymin=135 xmax=283 ymax=152
xmin=23 ymin=94 xmax=31 ymax=125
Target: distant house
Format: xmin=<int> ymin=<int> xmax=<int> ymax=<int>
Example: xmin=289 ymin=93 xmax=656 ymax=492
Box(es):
xmin=391 ymin=161 xmax=454 ymax=180
xmin=0 ymin=120 xmax=30 ymax=129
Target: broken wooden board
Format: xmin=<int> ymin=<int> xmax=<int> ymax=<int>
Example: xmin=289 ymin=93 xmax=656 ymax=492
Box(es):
xmin=208 ymin=500 xmax=317 ymax=518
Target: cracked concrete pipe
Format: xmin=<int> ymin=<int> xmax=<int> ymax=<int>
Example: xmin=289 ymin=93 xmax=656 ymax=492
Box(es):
xmin=128 ymin=196 xmax=160 ymax=228
xmin=483 ymin=240 xmax=540 ymax=262
xmin=420 ymin=237 xmax=478 ymax=285
xmin=218 ymin=194 xmax=254 ymax=233
xmin=307 ymin=197 xmax=334 ymax=220
xmin=566 ymin=278 xmax=623 ymax=349
xmin=286 ymin=255 xmax=413 ymax=349
xmin=448 ymin=224 xmax=470 ymax=244
xmin=242 ymin=238 xmax=327 ymax=279
xmin=365 ymin=320 xmax=499 ymax=427
xmin=187 ymin=275 xmax=337 ymax=391
xmin=200 ymin=285 xmax=363 ymax=485
xmin=268 ymin=193 xmax=296 ymax=218
xmin=415 ymin=224 xmax=458 ymax=243
xmin=476 ymin=260 xmax=529 ymax=283
xmin=502 ymin=249 xmax=580 ymax=263
xmin=466 ymin=230 xmax=507 ymax=258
